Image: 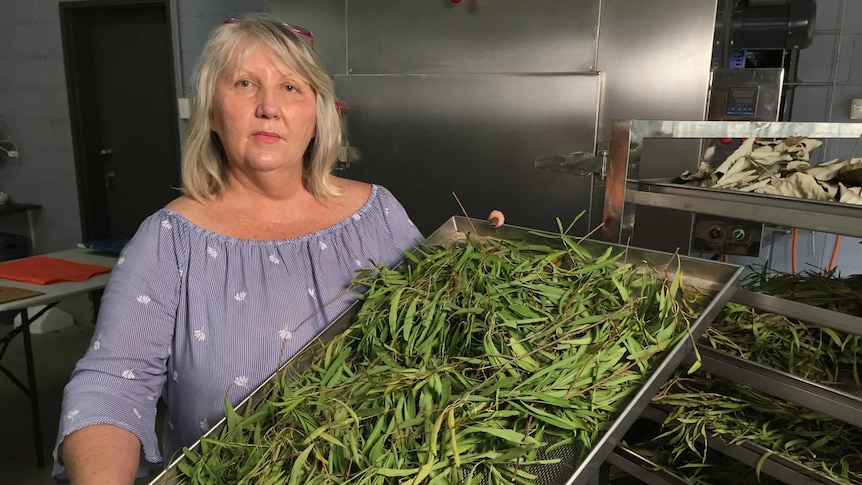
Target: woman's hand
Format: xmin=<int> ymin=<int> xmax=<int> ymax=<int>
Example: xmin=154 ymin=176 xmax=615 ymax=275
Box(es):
xmin=487 ymin=210 xmax=505 ymax=228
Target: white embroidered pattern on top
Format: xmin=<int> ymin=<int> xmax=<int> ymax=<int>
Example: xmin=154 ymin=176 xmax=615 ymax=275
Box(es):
xmin=234 ymin=376 xmax=249 ymax=388
xmin=117 ymin=256 xmax=125 ymax=265
xmin=66 ymin=409 xmax=79 ymax=420
xmin=199 ymin=419 xmax=209 ymax=432
xmin=133 ymin=408 xmax=142 ymax=419
xmin=269 ymin=254 xmax=280 ymax=264
xmin=122 ymin=369 xmax=136 ymax=379
xmin=234 ymin=291 xmax=247 ymax=302
xmin=137 ymin=295 xmax=152 ymax=305
xmin=308 ymin=288 xmax=316 ymax=299
xmin=161 ymin=220 xmax=172 ymax=229
xmin=278 ymin=327 xmax=292 ymax=340
xmin=194 ymin=328 xmax=206 ymax=341
xmin=172 ymin=370 xmax=179 ymax=382
xmin=352 ymin=214 xmax=361 ymax=221
xmin=319 ymin=241 xmax=327 ymax=251
xmin=207 ymin=246 xmax=218 ymax=258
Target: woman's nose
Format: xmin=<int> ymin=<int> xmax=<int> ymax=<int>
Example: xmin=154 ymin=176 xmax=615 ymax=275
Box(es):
xmin=255 ymin=88 xmax=280 ymax=119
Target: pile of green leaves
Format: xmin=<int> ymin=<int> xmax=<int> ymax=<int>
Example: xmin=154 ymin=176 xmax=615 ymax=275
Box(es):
xmin=624 ymin=438 xmax=783 ymax=485
xmin=175 ymin=227 xmax=702 ymax=484
xmin=743 ymin=267 xmax=862 ymax=317
xmin=651 ymin=373 xmax=862 ymax=484
xmin=704 ymin=302 xmax=861 ymax=385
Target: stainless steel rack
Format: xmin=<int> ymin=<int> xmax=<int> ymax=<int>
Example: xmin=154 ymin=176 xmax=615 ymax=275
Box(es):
xmin=601 ymin=120 xmax=862 ymax=245
xmin=602 ymin=120 xmax=862 ymax=484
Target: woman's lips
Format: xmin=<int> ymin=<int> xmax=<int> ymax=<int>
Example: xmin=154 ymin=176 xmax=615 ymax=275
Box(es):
xmin=253 ymin=132 xmax=281 ymax=143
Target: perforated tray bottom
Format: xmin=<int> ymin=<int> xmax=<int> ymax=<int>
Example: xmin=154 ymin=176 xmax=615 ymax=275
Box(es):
xmin=472 ymin=439 xmax=583 ymax=485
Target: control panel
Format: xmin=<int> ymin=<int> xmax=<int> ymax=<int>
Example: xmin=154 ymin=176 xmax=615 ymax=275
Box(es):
xmin=691 ymin=215 xmax=764 ymax=257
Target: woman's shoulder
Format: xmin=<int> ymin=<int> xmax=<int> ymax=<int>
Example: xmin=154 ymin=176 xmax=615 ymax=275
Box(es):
xmin=164 ymin=195 xmax=205 ymax=221
xmin=331 ymin=177 xmax=372 ymax=211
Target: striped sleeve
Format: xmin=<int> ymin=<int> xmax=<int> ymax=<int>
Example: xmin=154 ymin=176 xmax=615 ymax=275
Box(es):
xmin=53 ymin=214 xmax=183 ymax=479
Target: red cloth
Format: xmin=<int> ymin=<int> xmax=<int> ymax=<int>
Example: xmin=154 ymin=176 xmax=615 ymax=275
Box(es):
xmin=0 ymin=255 xmax=112 ymax=285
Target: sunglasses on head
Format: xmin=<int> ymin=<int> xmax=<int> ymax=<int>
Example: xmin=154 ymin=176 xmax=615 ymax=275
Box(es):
xmin=222 ymin=17 xmax=314 ymax=48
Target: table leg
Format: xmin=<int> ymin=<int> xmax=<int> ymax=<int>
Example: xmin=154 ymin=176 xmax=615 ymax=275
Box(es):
xmin=21 ymin=308 xmax=45 ymax=468
xmin=26 ymin=210 xmax=37 ymax=253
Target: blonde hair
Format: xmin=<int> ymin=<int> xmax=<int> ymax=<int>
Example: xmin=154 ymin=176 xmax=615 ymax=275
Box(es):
xmin=181 ymin=13 xmax=341 ymax=200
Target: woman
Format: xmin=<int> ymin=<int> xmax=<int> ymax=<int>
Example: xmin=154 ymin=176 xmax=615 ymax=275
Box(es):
xmin=54 ymin=13 xmax=502 ymax=483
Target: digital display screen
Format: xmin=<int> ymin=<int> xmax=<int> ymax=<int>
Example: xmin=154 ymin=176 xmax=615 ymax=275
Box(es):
xmin=726 ymin=86 xmax=760 ymax=116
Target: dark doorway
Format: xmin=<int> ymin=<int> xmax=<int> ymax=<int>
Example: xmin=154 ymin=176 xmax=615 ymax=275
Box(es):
xmin=61 ymin=0 xmax=181 ymax=242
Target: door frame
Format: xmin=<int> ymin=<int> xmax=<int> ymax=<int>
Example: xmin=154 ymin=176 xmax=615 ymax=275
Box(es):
xmin=60 ymin=0 xmax=182 ymax=241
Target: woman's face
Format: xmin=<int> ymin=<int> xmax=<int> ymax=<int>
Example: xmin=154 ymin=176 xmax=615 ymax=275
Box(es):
xmin=211 ymin=43 xmax=317 ymax=179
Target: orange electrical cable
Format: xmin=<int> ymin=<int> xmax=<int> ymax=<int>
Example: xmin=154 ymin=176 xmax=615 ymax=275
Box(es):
xmin=829 ymin=234 xmax=841 ymax=271
xmin=791 ymin=228 xmax=798 ymax=274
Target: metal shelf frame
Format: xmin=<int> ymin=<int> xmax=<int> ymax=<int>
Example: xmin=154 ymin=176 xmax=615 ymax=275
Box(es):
xmin=607 ymin=446 xmax=693 ymax=485
xmin=602 ymin=120 xmax=862 ymax=483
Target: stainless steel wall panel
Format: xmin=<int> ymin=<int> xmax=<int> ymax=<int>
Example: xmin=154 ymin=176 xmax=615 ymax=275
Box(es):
xmin=345 ymin=0 xmax=599 ymax=74
xmin=597 ymin=0 xmax=716 ymax=140
xmin=266 ymin=0 xmax=347 ymax=75
xmin=334 ymin=73 xmax=602 ymax=235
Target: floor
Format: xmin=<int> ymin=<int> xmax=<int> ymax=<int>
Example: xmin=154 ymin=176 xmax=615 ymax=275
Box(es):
xmin=0 ymin=318 xmax=156 ymax=484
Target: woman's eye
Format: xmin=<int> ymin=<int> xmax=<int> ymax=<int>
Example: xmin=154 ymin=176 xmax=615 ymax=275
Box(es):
xmin=284 ymin=84 xmax=296 ymax=92
xmin=236 ymin=80 xmax=252 ymax=88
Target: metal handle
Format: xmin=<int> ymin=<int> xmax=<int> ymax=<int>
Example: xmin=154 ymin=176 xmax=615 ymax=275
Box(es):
xmin=99 ymin=148 xmax=112 ymax=156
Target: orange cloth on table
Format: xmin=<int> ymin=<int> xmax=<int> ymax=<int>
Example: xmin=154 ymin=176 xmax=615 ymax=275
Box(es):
xmin=0 ymin=255 xmax=112 ymax=285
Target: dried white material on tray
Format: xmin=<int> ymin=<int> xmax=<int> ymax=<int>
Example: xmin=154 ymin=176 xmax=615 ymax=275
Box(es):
xmin=676 ymin=137 xmax=862 ymax=206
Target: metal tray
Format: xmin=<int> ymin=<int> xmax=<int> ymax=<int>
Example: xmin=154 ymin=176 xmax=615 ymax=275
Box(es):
xmin=602 ymin=120 xmax=862 ymax=244
xmin=150 ymin=216 xmax=742 ymax=485
xmin=627 ymin=178 xmax=862 ymax=238
xmin=640 ymin=405 xmax=847 ymax=485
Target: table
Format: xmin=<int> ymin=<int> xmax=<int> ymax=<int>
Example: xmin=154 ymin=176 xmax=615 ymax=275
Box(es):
xmin=0 ymin=248 xmax=117 ymax=468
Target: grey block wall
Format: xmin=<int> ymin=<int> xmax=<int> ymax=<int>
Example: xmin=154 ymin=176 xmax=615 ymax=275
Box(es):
xmin=786 ymin=0 xmax=861 ymax=276
xmin=0 ymin=0 xmax=262 ymax=254
xmin=0 ymin=1 xmax=77 ymax=254
xmin=731 ymin=0 xmax=862 ymax=277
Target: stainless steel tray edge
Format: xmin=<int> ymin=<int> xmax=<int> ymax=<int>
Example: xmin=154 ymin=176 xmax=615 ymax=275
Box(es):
xmin=627 ymin=179 xmax=862 ymax=238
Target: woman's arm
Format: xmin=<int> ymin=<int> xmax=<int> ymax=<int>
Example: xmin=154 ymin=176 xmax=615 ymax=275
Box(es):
xmin=63 ymin=424 xmax=140 ymax=484
xmin=53 ymin=212 xmax=183 ymax=480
